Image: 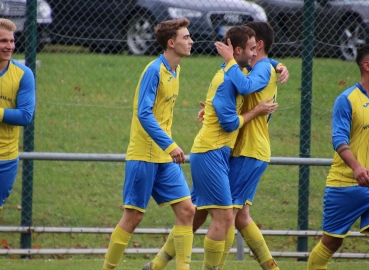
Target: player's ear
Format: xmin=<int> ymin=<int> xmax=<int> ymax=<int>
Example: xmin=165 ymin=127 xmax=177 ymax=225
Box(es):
xmin=167 ymin=38 xmax=175 ymax=49
xmin=257 ymin=40 xmax=264 ymax=50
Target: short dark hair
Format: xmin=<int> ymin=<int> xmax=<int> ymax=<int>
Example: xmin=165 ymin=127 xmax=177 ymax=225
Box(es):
xmin=224 ymin=25 xmax=255 ymax=50
xmin=154 ymin=18 xmax=190 ymax=50
xmin=356 ymin=44 xmax=369 ymax=72
xmin=245 ymin=22 xmax=274 ymax=54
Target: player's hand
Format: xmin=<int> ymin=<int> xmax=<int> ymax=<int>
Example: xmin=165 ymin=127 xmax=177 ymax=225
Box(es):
xmin=198 ymin=101 xmax=205 ymax=122
xmin=170 ymin=147 xmax=185 ymax=164
xmin=214 ymin=38 xmax=234 ymax=64
xmin=254 ymin=97 xmax=278 ymax=116
xmin=276 ymin=65 xmax=289 ymax=84
xmin=353 ymin=166 xmax=369 ymax=187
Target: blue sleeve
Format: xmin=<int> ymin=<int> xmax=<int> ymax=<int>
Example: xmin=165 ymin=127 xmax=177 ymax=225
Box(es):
xmin=137 ymin=66 xmax=175 ymax=151
xmin=331 ymin=94 xmax=351 ymax=150
xmin=269 ymin=58 xmax=279 ymax=71
xmin=3 ymin=68 xmax=35 ymax=126
xmin=212 ymin=80 xmax=240 ymax=132
xmin=226 ymin=62 xmax=271 ymax=96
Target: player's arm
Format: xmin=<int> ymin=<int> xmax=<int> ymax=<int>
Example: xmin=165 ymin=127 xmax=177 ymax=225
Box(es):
xmin=215 ymin=39 xmax=287 ymax=92
xmin=137 ymin=67 xmax=178 ymax=155
xmin=269 ymin=59 xmax=289 ymax=84
xmin=225 ymin=60 xmax=272 ymax=96
xmin=0 ymin=68 xmax=35 ymax=126
xmin=212 ymin=82 xmax=244 ymax=132
xmin=332 ymin=95 xmax=369 ymax=187
xmin=335 ymin=143 xmax=369 ymax=187
xmin=215 ymin=40 xmax=271 ymax=95
xmin=241 ymin=97 xmax=278 ymax=124
xmin=197 ymin=101 xmax=205 ymax=122
xmin=198 ymin=98 xmax=277 ymax=123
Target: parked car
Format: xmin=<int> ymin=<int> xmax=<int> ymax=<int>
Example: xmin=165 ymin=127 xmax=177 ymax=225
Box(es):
xmin=47 ymin=0 xmax=267 ymax=55
xmin=252 ymin=0 xmax=369 ymax=61
xmin=5 ymin=0 xmax=53 ymax=52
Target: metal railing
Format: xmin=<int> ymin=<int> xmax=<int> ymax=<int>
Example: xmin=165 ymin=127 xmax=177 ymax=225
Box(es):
xmin=1 ymin=225 xmax=368 ymax=259
xmin=1 ymin=153 xmax=366 ymax=259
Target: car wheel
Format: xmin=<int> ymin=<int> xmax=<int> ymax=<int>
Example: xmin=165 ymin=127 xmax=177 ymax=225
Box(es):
xmin=126 ymin=15 xmax=157 ymax=55
xmin=338 ymin=19 xmax=367 ymax=61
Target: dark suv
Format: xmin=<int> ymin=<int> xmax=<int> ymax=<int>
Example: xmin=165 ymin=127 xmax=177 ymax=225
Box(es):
xmin=4 ymin=0 xmax=52 ymax=52
xmin=47 ymin=0 xmax=267 ymax=55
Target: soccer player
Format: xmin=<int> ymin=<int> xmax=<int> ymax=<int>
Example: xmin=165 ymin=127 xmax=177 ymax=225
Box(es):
xmin=102 ymin=18 xmax=195 ymax=270
xmin=0 ymin=18 xmax=36 ymax=213
xmin=213 ymin=21 xmax=282 ymax=270
xmin=307 ymin=44 xmax=369 ymax=270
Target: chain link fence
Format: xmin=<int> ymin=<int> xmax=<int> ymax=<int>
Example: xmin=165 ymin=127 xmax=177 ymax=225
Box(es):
xmin=1 ymin=0 xmax=369 ymax=260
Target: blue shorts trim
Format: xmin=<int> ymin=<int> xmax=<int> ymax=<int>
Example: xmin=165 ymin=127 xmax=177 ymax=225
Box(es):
xmin=229 ymin=156 xmax=268 ymax=208
xmin=322 ymin=186 xmax=369 ymax=237
xmin=0 ymin=158 xmax=19 ymax=207
xmin=190 ymin=146 xmax=232 ymax=209
xmin=123 ymin=161 xmax=190 ymax=212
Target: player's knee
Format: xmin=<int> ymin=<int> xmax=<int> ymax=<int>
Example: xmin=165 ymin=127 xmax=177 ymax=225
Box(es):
xmin=175 ymin=202 xmax=195 ymax=223
xmin=214 ymin=209 xmax=233 ymax=228
xmin=235 ymin=211 xmax=252 ymax=228
xmin=322 ymin=236 xmax=343 ymax=252
xmin=133 ymin=214 xmax=144 ymax=226
xmin=122 ymin=209 xmax=144 ymax=228
xmin=182 ymin=203 xmax=196 ymax=220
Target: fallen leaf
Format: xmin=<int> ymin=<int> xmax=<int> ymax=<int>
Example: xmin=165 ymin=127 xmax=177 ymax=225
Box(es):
xmin=132 ymin=241 xmax=141 ymax=248
xmin=1 ymin=239 xmax=9 ymax=249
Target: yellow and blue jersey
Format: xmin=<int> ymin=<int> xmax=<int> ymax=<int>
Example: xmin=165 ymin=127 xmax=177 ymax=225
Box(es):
xmin=0 ymin=60 xmax=35 ymax=161
xmin=327 ymin=83 xmax=369 ymax=187
xmin=191 ymin=64 xmax=245 ymax=153
xmin=224 ymin=58 xmax=278 ymax=162
xmin=126 ymin=54 xmax=179 ymax=163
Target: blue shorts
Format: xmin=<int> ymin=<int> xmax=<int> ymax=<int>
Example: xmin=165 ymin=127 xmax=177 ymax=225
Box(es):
xmin=123 ymin=161 xmax=190 ymax=212
xmin=190 ymin=146 xmax=232 ymax=210
xmin=0 ymin=158 xmax=19 ymax=207
xmin=190 ymin=185 xmax=196 ymax=206
xmin=229 ymin=156 xmax=268 ymax=208
xmin=322 ymin=186 xmax=369 ymax=238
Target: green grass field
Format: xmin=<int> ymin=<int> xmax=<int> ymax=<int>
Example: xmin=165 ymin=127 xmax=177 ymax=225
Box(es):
xmin=1 ymin=47 xmax=368 ymax=267
xmin=1 ymin=258 xmax=369 ymax=270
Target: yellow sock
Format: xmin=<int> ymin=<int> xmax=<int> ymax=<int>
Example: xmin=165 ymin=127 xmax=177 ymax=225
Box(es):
xmin=203 ymin=236 xmax=225 ymax=270
xmin=219 ymin=226 xmax=235 ymax=270
xmin=172 ymin=225 xmax=193 ymax=270
xmin=240 ymin=222 xmax=279 ymax=269
xmin=102 ymin=226 xmax=131 ymax=270
xmin=307 ymin=241 xmax=334 ymax=270
xmin=151 ymin=230 xmax=176 ymax=269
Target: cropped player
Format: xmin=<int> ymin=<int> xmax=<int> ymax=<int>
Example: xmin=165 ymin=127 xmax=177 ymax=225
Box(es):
xmin=307 ymin=44 xmax=369 ymax=269
xmin=0 ymin=18 xmax=36 ymax=213
xmin=102 ymin=18 xmax=195 ymax=270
